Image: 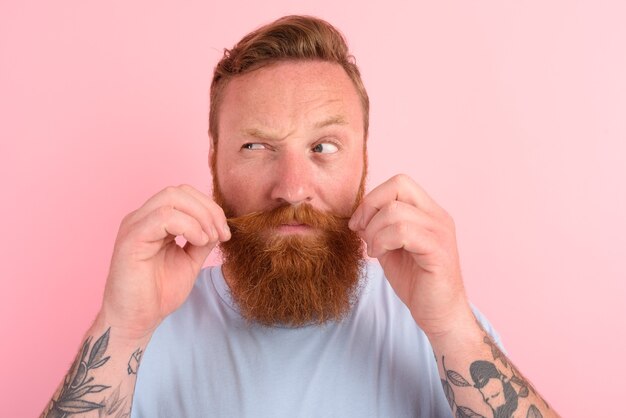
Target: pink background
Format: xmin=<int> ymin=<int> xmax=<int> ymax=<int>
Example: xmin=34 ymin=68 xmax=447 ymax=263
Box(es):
xmin=2 ymin=1 xmax=624 ymax=416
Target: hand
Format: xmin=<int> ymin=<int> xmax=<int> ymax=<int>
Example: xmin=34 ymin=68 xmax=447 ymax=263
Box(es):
xmin=349 ymin=174 xmax=475 ymax=338
xmin=100 ymin=185 xmax=230 ymax=339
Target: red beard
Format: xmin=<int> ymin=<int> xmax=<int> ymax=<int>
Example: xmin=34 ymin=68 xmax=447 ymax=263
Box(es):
xmin=219 ymin=203 xmax=365 ymax=326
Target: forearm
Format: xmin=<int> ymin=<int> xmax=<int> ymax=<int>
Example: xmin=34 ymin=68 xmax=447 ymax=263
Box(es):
xmin=38 ymin=185 xmax=222 ymax=417
xmin=429 ymin=317 xmax=559 ymax=418
xmin=40 ymin=314 xmax=151 ymax=418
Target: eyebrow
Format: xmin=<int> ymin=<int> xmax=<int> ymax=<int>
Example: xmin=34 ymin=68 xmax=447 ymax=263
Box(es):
xmin=241 ymin=127 xmax=280 ymax=141
xmin=241 ymin=115 xmax=348 ymax=142
xmin=314 ymin=115 xmax=348 ymax=129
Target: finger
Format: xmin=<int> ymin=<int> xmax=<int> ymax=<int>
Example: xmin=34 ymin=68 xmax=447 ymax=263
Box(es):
xmin=128 ymin=185 xmax=228 ymax=242
xmin=131 ymin=206 xmax=212 ymax=247
xmin=367 ymin=221 xmax=438 ymax=259
xmin=129 ymin=186 xmax=210 ymax=226
xmin=350 ymin=174 xmax=442 ymax=231
xmin=178 ymin=184 xmax=230 ymax=241
xmin=360 ymin=200 xmax=437 ymax=246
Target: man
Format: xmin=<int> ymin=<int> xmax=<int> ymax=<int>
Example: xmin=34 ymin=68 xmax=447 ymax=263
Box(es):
xmin=41 ymin=15 xmax=558 ymax=418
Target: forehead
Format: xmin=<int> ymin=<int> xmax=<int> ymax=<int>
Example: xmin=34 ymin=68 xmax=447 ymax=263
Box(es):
xmin=218 ymin=60 xmax=364 ymax=134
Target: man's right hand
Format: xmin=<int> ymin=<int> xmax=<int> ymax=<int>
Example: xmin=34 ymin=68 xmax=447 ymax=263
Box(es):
xmin=99 ymin=184 xmax=230 ymax=340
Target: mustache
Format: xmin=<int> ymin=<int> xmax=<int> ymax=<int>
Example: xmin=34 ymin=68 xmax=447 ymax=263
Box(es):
xmin=226 ymin=204 xmax=352 ymax=233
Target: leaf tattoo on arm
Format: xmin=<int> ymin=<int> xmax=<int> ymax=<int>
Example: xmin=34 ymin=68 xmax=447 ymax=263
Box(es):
xmin=44 ymin=328 xmax=112 ymax=417
xmin=447 ymin=370 xmax=471 ymax=387
xmin=41 ymin=328 xmax=145 ymax=418
xmin=98 ymin=385 xmax=131 ymax=418
xmin=440 ymin=356 xmax=487 ymax=418
xmin=526 ymin=405 xmax=543 ymax=418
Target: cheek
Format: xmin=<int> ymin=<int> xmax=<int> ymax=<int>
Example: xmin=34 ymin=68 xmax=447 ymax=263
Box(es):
xmin=318 ymin=160 xmax=364 ymax=215
xmin=216 ymin=161 xmax=269 ymax=214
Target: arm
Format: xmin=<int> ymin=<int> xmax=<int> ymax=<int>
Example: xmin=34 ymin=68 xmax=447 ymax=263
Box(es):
xmin=432 ymin=319 xmax=552 ymax=418
xmin=40 ymin=319 xmax=149 ymax=418
xmin=41 ymin=185 xmax=230 ymax=417
xmin=349 ymin=174 xmax=558 ymax=418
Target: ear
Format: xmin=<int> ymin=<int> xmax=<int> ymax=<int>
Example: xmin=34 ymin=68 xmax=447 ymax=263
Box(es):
xmin=208 ymin=137 xmax=219 ymax=171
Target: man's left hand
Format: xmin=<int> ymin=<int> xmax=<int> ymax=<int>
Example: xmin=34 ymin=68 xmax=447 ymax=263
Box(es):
xmin=349 ymin=174 xmax=475 ymax=338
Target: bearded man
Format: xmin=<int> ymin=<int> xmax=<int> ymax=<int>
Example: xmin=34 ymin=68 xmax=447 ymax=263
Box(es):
xmin=42 ymin=15 xmax=558 ymax=418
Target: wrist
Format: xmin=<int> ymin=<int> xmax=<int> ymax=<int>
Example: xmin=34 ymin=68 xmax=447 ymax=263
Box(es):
xmin=421 ymin=305 xmax=484 ymax=351
xmin=93 ymin=308 xmax=157 ymax=344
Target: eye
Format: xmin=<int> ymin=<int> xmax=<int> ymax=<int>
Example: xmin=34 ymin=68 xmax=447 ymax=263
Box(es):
xmin=312 ymin=142 xmax=339 ymax=154
xmin=242 ymin=143 xmax=266 ymax=150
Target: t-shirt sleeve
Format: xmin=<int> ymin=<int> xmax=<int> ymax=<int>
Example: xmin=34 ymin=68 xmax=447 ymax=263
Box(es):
xmin=470 ymin=304 xmax=506 ymax=354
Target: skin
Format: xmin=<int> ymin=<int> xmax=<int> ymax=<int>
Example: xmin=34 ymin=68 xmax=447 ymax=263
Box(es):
xmin=213 ymin=60 xmax=364 ymax=220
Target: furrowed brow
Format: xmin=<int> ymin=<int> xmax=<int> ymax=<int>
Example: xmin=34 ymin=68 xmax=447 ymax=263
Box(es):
xmin=241 ymin=128 xmax=286 ymax=142
xmin=240 ymin=115 xmax=347 ymax=141
xmin=314 ymin=115 xmax=348 ymax=129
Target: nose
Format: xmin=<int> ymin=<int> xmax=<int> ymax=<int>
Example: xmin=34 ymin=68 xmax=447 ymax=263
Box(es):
xmin=269 ymin=150 xmax=314 ymax=206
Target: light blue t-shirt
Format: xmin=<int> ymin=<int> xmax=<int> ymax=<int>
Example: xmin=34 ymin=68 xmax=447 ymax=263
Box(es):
xmin=132 ymin=261 xmax=501 ymax=417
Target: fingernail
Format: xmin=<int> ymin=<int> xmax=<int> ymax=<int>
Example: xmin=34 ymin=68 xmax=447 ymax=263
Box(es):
xmin=202 ymin=231 xmax=210 ymax=243
xmin=222 ymin=223 xmax=231 ymax=239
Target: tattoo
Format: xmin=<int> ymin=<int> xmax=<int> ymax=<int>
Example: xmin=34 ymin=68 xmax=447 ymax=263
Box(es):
xmin=41 ymin=328 xmax=144 ymax=418
xmin=527 ymin=405 xmax=543 ymax=418
xmin=439 ymin=325 xmax=550 ymax=418
xmin=44 ymin=328 xmax=112 ymax=417
xmin=441 ymin=355 xmax=487 ymax=418
xmin=468 ymin=359 xmax=518 ymax=418
xmin=127 ymin=348 xmax=143 ymax=375
xmin=481 ymin=332 xmax=550 ymax=410
xmin=98 ymin=385 xmax=130 ymax=418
